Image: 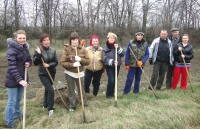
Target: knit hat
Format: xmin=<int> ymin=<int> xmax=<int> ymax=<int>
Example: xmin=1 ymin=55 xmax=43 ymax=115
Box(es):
xmin=135 ymin=31 xmax=144 ymax=36
xmin=89 ymin=35 xmax=100 ymax=46
xmin=171 ymin=28 xmax=179 ymax=32
xmin=69 ymin=32 xmax=79 ymax=45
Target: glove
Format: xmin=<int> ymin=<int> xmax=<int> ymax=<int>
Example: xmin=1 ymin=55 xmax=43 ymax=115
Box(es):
xmin=149 ymin=58 xmax=153 ymax=65
xmin=73 ymin=61 xmax=81 ymax=67
xmin=80 ymin=39 xmax=85 ymax=46
xmin=137 ymin=61 xmax=143 ymax=67
xmin=125 ymin=65 xmax=130 ymax=70
xmin=75 ymin=56 xmax=81 ymax=61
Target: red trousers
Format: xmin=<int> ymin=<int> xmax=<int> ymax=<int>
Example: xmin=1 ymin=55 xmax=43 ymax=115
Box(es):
xmin=170 ymin=66 xmax=190 ymax=90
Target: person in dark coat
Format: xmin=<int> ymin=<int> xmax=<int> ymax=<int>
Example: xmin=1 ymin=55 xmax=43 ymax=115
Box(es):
xmin=4 ymin=30 xmax=32 ymax=128
xmin=102 ymin=32 xmax=124 ymax=98
xmin=171 ymin=34 xmax=193 ymax=90
xmin=33 ymin=33 xmax=58 ymax=117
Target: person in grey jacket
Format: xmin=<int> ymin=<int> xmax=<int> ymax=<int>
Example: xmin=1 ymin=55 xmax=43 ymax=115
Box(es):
xmin=33 ymin=33 xmax=58 ymax=117
xmin=102 ymin=32 xmax=124 ymax=98
xmin=149 ymin=29 xmax=173 ymax=90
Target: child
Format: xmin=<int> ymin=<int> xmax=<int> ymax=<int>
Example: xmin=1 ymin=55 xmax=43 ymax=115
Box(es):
xmin=60 ymin=32 xmax=90 ymax=111
xmin=102 ymin=32 xmax=124 ymax=98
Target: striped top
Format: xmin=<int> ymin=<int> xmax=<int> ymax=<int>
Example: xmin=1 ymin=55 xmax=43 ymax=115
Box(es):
xmin=175 ymin=63 xmax=191 ymax=68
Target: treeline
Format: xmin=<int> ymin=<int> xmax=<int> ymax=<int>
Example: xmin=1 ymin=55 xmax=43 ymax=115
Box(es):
xmin=0 ymin=0 xmax=200 ymax=48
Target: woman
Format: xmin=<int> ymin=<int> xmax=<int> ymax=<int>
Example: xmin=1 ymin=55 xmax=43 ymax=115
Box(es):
xmin=170 ymin=34 xmax=193 ymax=90
xmin=102 ymin=32 xmax=124 ymax=98
xmin=84 ymin=35 xmax=104 ymax=96
xmin=5 ymin=30 xmax=32 ymax=128
xmin=60 ymin=32 xmax=90 ymax=112
xmin=33 ymin=34 xmax=58 ymax=117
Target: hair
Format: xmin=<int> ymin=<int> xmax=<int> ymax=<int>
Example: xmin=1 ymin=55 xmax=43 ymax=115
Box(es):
xmin=182 ymin=34 xmax=189 ymax=39
xmin=39 ymin=33 xmax=50 ymax=43
xmin=69 ymin=32 xmax=80 ymax=45
xmin=107 ymin=32 xmax=117 ymax=39
xmin=13 ymin=30 xmax=26 ymax=38
xmin=160 ymin=29 xmax=168 ymax=33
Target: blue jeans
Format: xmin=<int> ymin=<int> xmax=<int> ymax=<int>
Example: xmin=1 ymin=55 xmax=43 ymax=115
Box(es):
xmin=123 ymin=67 xmax=142 ymax=94
xmin=105 ymin=66 xmax=120 ymax=97
xmin=5 ymin=87 xmax=24 ymax=127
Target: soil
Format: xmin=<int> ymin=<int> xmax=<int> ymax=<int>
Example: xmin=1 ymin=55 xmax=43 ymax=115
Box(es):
xmin=0 ymin=50 xmax=200 ymax=101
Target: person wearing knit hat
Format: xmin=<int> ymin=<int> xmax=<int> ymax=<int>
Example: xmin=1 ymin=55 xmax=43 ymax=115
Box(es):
xmin=165 ymin=28 xmax=182 ymax=89
xmin=84 ymin=34 xmax=104 ymax=96
xmin=102 ymin=32 xmax=124 ymax=98
xmin=60 ymin=32 xmax=90 ymax=112
xmin=123 ymin=31 xmax=149 ymax=94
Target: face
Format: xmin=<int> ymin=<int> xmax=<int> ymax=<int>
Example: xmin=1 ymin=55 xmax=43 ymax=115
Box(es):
xmin=71 ymin=38 xmax=79 ymax=46
xmin=136 ymin=34 xmax=143 ymax=41
xmin=108 ymin=36 xmax=115 ymax=44
xmin=92 ymin=38 xmax=99 ymax=47
xmin=172 ymin=31 xmax=179 ymax=38
xmin=182 ymin=36 xmax=189 ymax=43
xmin=160 ymin=31 xmax=168 ymax=40
xmin=42 ymin=37 xmax=50 ymax=48
xmin=15 ymin=34 xmax=26 ymax=45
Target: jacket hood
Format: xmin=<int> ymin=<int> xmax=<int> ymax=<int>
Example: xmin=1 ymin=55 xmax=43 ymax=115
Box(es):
xmin=7 ymin=38 xmax=29 ymax=50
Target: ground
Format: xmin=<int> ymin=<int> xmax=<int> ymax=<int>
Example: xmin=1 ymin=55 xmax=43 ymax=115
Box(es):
xmin=0 ymin=49 xmax=200 ymax=100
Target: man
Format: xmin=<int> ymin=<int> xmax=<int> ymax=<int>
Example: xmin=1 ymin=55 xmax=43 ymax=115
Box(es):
xmin=123 ymin=31 xmax=149 ymax=94
xmin=149 ymin=29 xmax=173 ymax=90
xmin=166 ymin=28 xmax=182 ymax=89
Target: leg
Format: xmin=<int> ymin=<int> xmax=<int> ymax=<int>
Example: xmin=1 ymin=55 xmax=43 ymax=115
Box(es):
xmin=13 ymin=86 xmax=24 ymax=119
xmin=43 ymin=88 xmax=48 ymax=108
xmin=92 ymin=69 xmax=103 ymax=96
xmin=84 ymin=69 xmax=93 ymax=93
xmin=170 ymin=66 xmax=181 ymax=89
xmin=39 ymin=75 xmax=55 ymax=111
xmin=65 ymin=74 xmax=76 ymax=109
xmin=166 ymin=65 xmax=174 ymax=88
xmin=156 ymin=62 xmax=168 ymax=89
xmin=5 ymin=88 xmax=17 ymax=127
xmin=180 ymin=67 xmax=190 ymax=90
xmin=133 ymin=67 xmax=142 ymax=93
xmin=105 ymin=67 xmax=115 ymax=97
xmin=123 ymin=67 xmax=136 ymax=94
xmin=150 ymin=61 xmax=160 ymax=88
xmin=75 ymin=77 xmax=88 ymax=106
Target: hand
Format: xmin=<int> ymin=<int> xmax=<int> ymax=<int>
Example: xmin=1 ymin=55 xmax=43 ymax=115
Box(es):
xmin=19 ymin=80 xmax=28 ymax=87
xmin=102 ymin=69 xmax=106 ymax=73
xmin=178 ymin=47 xmax=182 ymax=51
xmin=181 ymin=54 xmax=185 ymax=58
xmin=114 ymin=61 xmax=118 ymax=65
xmin=125 ymin=65 xmax=130 ymax=70
xmin=75 ymin=56 xmax=81 ymax=61
xmin=35 ymin=46 xmax=41 ymax=54
xmin=114 ymin=44 xmax=118 ymax=48
xmin=25 ymin=62 xmax=30 ymax=68
xmin=80 ymin=39 xmax=85 ymax=46
xmin=137 ymin=61 xmax=143 ymax=67
xmin=73 ymin=61 xmax=81 ymax=67
xmin=43 ymin=63 xmax=49 ymax=68
xmin=149 ymin=58 xmax=153 ymax=65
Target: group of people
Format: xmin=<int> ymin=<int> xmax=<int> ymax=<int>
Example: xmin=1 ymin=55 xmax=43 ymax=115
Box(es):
xmin=4 ymin=28 xmax=193 ymax=128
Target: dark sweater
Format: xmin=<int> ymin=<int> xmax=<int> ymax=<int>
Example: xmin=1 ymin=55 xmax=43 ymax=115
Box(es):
xmin=156 ymin=38 xmax=170 ymax=63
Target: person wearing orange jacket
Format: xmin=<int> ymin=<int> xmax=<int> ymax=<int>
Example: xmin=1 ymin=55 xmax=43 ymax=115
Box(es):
xmin=123 ymin=31 xmax=149 ymax=94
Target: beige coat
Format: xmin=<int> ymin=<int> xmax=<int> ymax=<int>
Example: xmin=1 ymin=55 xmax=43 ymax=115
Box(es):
xmin=60 ymin=44 xmax=90 ymax=73
xmin=85 ymin=46 xmax=104 ymax=71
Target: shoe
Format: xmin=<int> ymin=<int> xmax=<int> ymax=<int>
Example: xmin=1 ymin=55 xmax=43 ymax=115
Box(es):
xmin=14 ymin=116 xmax=23 ymax=121
xmin=48 ymin=110 xmax=54 ymax=117
xmin=5 ymin=124 xmax=14 ymax=128
xmin=69 ymin=107 xmax=76 ymax=112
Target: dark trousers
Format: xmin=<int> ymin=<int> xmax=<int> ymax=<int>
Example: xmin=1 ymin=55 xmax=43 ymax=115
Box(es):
xmin=105 ymin=66 xmax=120 ymax=97
xmin=84 ymin=69 xmax=103 ymax=96
xmin=39 ymin=74 xmax=55 ymax=111
xmin=166 ymin=65 xmax=174 ymax=88
xmin=150 ymin=61 xmax=168 ymax=89
xmin=123 ymin=67 xmax=142 ymax=94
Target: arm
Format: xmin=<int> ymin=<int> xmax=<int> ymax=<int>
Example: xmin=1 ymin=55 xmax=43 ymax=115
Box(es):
xmin=60 ymin=47 xmax=74 ymax=68
xmin=102 ymin=48 xmax=114 ymax=66
xmin=48 ymin=50 xmax=58 ymax=68
xmin=141 ymin=43 xmax=149 ymax=63
xmin=173 ymin=44 xmax=180 ymax=56
xmin=149 ymin=39 xmax=156 ymax=58
xmin=33 ymin=50 xmax=42 ymax=66
xmin=80 ymin=49 xmax=90 ymax=65
xmin=125 ymin=42 xmax=131 ymax=65
xmin=185 ymin=45 xmax=194 ymax=60
xmin=117 ymin=45 xmax=124 ymax=57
